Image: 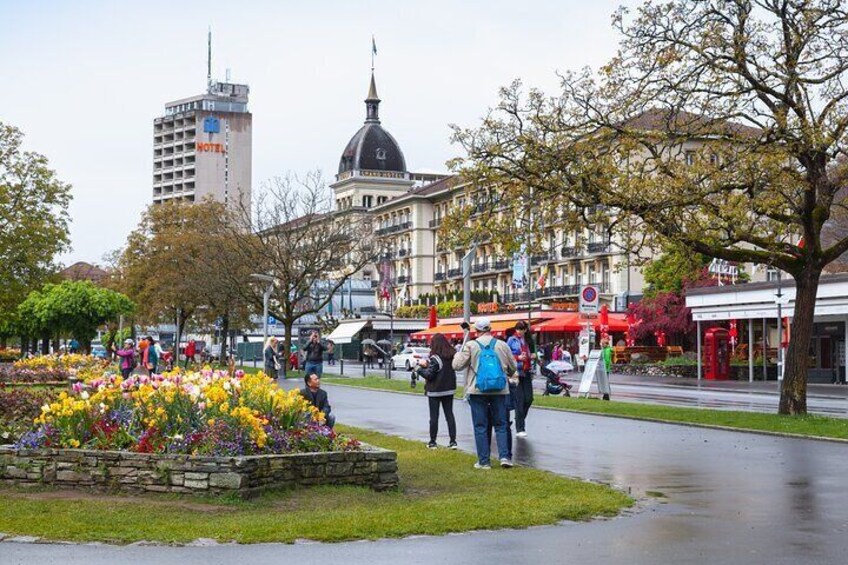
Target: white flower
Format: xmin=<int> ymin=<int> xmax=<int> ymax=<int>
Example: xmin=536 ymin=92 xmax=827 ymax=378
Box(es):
xmin=80 ymin=391 xmax=90 ymax=400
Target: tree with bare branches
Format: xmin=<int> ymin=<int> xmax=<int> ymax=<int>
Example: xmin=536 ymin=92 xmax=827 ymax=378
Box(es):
xmin=230 ymin=172 xmax=373 ymax=372
xmin=450 ymin=0 xmax=848 ymax=414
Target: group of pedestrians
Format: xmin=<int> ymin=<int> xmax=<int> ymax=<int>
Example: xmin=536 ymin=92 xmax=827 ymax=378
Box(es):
xmin=416 ymin=317 xmax=539 ymax=470
xmin=112 ymin=336 xmax=164 ymax=378
xmin=263 ymin=332 xmax=335 ymax=379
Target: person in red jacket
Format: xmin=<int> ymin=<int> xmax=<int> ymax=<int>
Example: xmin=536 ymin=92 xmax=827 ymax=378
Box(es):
xmin=184 ymin=339 xmax=197 ymax=369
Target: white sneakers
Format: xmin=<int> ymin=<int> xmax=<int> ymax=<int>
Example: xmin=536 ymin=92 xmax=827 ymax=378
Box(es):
xmin=516 ymin=431 xmax=528 ymax=438
xmin=474 ymin=462 xmax=492 ymax=470
xmin=499 ymin=458 xmax=514 ymax=468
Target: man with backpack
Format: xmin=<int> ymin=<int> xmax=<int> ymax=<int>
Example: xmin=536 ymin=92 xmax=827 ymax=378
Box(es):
xmin=453 ymin=318 xmax=517 ymax=470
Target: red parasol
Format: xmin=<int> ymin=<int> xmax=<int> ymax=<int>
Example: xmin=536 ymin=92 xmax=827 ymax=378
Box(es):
xmin=599 ymin=304 xmax=610 ymax=340
xmin=428 ymin=305 xmax=437 ymax=329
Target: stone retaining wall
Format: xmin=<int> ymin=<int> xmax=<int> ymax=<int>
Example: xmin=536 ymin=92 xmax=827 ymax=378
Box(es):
xmin=0 ymin=444 xmax=398 ymax=498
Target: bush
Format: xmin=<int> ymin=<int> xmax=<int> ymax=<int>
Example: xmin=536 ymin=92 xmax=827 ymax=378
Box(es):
xmin=435 ymin=301 xmax=477 ymax=318
xmin=395 ymin=305 xmax=429 ymax=319
xmin=660 ymin=356 xmax=698 ymax=366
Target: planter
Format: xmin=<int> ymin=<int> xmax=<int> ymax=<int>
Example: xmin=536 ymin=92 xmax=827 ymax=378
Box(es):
xmin=615 ymin=363 xmax=777 ymax=381
xmin=0 ymin=443 xmax=398 ymax=498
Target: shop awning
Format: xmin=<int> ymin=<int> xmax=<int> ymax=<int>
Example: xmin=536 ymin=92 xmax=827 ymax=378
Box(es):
xmin=411 ymin=320 xmax=536 ymax=341
xmin=534 ymin=312 xmax=628 ymax=333
xmin=325 ymin=320 xmax=369 ymax=344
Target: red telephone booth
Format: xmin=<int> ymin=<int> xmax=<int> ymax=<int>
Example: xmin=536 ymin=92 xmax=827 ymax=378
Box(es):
xmin=703 ymin=327 xmax=730 ymax=380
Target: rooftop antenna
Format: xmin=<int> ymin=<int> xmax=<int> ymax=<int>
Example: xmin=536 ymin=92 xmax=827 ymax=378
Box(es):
xmin=207 ymin=26 xmax=212 ymax=90
xmin=226 ymin=68 xmax=231 ymax=82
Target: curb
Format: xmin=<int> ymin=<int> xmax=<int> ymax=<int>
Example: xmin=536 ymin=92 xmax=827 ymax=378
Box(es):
xmin=323 ymin=381 xmax=848 ymax=445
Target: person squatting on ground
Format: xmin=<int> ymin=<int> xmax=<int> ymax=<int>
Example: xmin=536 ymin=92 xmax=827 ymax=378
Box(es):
xmin=264 ymin=337 xmax=281 ymax=378
xmin=453 ymin=318 xmax=517 ymax=470
xmin=299 ymin=373 xmax=335 ymax=428
xmin=303 ymin=331 xmax=326 ymax=377
xmin=507 ymin=321 xmax=534 ymax=438
xmin=417 ymin=333 xmax=458 ymax=450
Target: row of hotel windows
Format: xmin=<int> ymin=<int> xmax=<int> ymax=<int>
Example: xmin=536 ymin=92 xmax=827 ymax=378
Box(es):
xmin=336 ymin=194 xmax=390 ymax=210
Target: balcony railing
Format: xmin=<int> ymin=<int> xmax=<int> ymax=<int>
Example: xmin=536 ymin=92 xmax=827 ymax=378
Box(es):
xmin=434 ymin=272 xmax=446 ymax=282
xmin=472 ymin=262 xmax=489 ymax=273
xmin=502 ymin=282 xmax=611 ymax=303
xmin=448 ymin=268 xmax=462 ymax=278
xmin=530 ymin=252 xmax=556 ymax=264
xmin=491 ymin=259 xmax=510 ymax=271
xmin=587 ymin=242 xmax=611 ymax=254
xmin=560 ymin=246 xmax=580 ymax=258
xmin=429 ymin=218 xmax=442 ymax=228
xmin=375 ymin=221 xmax=413 ymax=237
xmin=396 ymin=275 xmax=411 ymax=284
xmin=370 ymin=280 xmax=380 ymax=289
xmin=397 ymin=248 xmax=409 ymax=257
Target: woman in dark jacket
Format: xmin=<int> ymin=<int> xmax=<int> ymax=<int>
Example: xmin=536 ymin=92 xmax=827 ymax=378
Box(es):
xmin=264 ymin=337 xmax=281 ymax=378
xmin=418 ymin=333 xmax=458 ymax=449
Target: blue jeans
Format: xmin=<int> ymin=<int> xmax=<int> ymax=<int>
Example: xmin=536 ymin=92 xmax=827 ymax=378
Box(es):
xmin=304 ymin=361 xmax=323 ymax=377
xmin=469 ymin=394 xmax=509 ymax=465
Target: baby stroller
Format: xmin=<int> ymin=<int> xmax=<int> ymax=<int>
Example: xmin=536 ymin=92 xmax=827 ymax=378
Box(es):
xmin=541 ymin=359 xmax=574 ymax=396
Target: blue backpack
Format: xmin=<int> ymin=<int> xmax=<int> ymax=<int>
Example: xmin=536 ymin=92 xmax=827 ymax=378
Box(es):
xmin=475 ymin=339 xmax=506 ymax=392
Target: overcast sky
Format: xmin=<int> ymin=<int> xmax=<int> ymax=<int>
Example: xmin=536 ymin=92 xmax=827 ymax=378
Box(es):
xmin=0 ymin=0 xmax=632 ymax=265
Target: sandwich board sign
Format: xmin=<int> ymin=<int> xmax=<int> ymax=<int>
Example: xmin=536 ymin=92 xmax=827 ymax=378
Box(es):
xmin=577 ymin=349 xmax=611 ymax=400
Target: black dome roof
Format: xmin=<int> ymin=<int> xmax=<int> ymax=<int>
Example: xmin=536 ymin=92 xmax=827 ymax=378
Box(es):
xmin=338 ymin=73 xmax=407 ymax=175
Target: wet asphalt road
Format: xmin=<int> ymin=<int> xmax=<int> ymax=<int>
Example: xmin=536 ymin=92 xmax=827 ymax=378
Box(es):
xmin=2 ymin=384 xmax=847 ymax=565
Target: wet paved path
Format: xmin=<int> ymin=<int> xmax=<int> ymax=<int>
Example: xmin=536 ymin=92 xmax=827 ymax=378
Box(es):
xmin=303 ymin=361 xmax=848 ymax=416
xmin=3 ymin=383 xmax=847 ymax=565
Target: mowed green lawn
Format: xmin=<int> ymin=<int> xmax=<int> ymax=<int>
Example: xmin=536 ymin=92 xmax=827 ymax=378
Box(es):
xmin=0 ymin=426 xmax=630 ymax=544
xmin=322 ymin=377 xmax=848 ymax=441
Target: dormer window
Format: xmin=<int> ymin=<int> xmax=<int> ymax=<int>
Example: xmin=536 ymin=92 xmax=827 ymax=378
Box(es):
xmin=376 ymin=148 xmax=387 ymax=161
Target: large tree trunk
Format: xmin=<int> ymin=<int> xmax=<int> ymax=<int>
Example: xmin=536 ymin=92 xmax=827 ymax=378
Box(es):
xmin=220 ymin=313 xmax=230 ymax=362
xmin=780 ymin=267 xmax=821 ymax=415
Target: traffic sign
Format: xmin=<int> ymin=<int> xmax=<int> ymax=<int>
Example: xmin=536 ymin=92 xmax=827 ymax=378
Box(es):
xmin=579 ymin=285 xmax=600 ymax=314
xmin=267 ymin=316 xmax=277 ymax=326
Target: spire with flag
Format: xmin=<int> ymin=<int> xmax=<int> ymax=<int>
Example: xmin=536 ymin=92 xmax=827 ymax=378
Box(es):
xmin=371 ymin=35 xmax=377 ymax=71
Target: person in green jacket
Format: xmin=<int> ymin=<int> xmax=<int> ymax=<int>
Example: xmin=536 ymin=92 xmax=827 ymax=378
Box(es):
xmin=600 ymin=337 xmax=613 ymax=374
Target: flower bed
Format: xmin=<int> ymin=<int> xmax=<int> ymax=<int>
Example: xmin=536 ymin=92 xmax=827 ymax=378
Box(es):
xmin=17 ymin=369 xmax=358 ymax=456
xmin=2 ymin=370 xmax=396 ymax=496
xmin=0 ymin=349 xmax=21 ymax=363
xmin=0 ymin=384 xmax=59 ymax=444
xmin=1 ymin=354 xmax=111 ymax=385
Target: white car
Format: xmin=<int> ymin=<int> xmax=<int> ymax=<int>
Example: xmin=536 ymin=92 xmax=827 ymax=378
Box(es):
xmin=391 ymin=347 xmax=431 ymax=371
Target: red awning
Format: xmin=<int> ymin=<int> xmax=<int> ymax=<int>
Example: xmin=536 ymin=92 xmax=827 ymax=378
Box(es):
xmin=534 ymin=312 xmax=629 ymax=333
xmin=411 ymin=320 xmax=538 ymax=341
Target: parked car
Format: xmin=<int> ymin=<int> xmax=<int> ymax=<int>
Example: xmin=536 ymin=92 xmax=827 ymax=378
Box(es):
xmin=390 ymin=347 xmax=431 ymax=371
xmin=91 ymin=345 xmax=109 ymax=359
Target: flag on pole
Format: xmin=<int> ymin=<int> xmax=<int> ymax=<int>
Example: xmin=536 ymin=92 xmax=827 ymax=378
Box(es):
xmin=372 ymin=36 xmax=377 ymax=55
xmin=536 ymin=265 xmax=549 ymax=290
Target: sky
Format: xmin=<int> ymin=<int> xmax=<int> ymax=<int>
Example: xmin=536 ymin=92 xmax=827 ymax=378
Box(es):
xmin=0 ymin=0 xmax=632 ymax=265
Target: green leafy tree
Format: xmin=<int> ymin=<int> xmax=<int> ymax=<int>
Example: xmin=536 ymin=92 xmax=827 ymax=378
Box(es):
xmin=643 ymin=244 xmax=711 ymax=298
xmin=0 ymin=122 xmax=71 ymax=345
xmin=450 ymin=1 xmax=848 ymax=415
xmin=17 ymin=281 xmax=134 ymax=351
xmin=114 ymin=199 xmax=253 ymax=359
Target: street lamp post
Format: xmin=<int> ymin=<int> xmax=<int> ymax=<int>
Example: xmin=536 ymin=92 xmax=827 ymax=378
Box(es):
xmin=250 ymin=273 xmax=275 ymax=367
